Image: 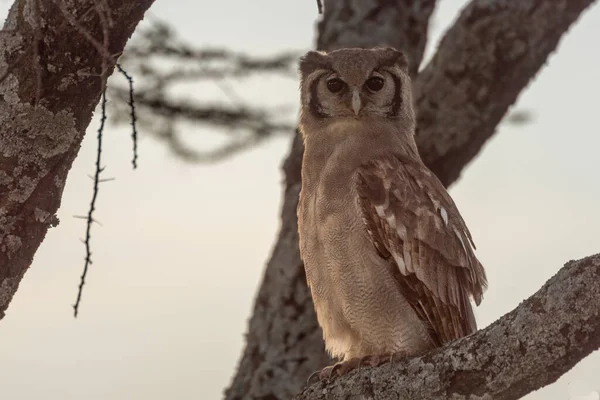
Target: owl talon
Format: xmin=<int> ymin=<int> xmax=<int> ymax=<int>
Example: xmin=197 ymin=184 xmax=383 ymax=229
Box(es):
xmin=362 ymin=351 xmax=409 ymax=368
xmin=306 ymin=363 xmax=341 ymax=386
xmin=306 ymin=369 xmax=320 ymax=386
xmin=335 ymin=357 xmax=362 ymax=375
xmin=307 ymin=352 xmax=412 ymax=386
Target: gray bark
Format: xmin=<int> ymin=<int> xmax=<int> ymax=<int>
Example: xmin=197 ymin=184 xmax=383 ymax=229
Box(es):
xmin=0 ymin=0 xmax=154 ymax=319
xmin=295 ymin=253 xmax=600 ymax=400
xmin=226 ymin=0 xmax=598 ymax=399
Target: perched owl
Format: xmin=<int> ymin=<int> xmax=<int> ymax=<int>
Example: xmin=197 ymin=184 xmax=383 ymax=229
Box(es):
xmin=297 ymin=48 xmax=487 ymax=379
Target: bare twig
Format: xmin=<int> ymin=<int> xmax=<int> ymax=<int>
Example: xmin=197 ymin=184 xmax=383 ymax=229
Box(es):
xmin=116 ymin=64 xmax=139 ymax=169
xmin=73 ymin=91 xmax=107 ymax=318
xmin=316 ymin=0 xmax=323 ymax=14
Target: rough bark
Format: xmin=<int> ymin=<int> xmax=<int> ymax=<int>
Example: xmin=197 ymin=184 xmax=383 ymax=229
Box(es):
xmin=0 ymin=0 xmax=154 ymax=319
xmin=296 ymin=253 xmax=600 ymax=400
xmin=414 ymin=0 xmax=598 ymax=186
xmin=226 ymin=0 xmax=598 ymax=399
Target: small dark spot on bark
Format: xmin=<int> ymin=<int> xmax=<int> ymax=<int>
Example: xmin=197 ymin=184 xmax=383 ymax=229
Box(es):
xmin=530 ymin=297 xmax=546 ymax=314
xmin=360 ymin=375 xmax=375 ymax=398
xmin=448 ymin=368 xmax=487 ymax=396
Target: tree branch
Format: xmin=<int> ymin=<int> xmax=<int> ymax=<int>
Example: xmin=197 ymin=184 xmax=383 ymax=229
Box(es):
xmin=415 ymin=0 xmax=598 ymax=187
xmin=0 ymin=0 xmax=154 ymax=319
xmin=295 ymin=253 xmax=600 ymax=400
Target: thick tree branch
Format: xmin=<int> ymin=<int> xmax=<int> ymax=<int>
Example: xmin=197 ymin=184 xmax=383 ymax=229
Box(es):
xmin=296 ymin=253 xmax=600 ymax=400
xmin=415 ymin=0 xmax=599 ymax=186
xmin=227 ymin=1 xmax=598 ymax=399
xmin=0 ymin=0 xmax=154 ymax=319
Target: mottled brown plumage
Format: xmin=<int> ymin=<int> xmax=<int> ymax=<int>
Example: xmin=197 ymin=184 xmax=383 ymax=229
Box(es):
xmin=297 ymin=48 xmax=487 ymax=377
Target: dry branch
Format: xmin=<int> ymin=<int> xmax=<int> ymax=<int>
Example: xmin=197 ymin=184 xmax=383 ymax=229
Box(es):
xmin=415 ymin=0 xmax=598 ymax=186
xmin=296 ymin=253 xmax=600 ymax=400
xmin=112 ymin=22 xmax=298 ymax=162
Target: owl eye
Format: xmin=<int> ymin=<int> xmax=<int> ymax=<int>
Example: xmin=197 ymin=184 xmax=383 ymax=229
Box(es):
xmin=366 ymin=77 xmax=384 ymax=92
xmin=326 ymin=78 xmax=345 ymax=93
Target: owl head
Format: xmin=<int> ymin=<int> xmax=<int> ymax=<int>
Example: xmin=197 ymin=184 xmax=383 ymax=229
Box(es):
xmin=298 ymin=47 xmax=415 ymax=136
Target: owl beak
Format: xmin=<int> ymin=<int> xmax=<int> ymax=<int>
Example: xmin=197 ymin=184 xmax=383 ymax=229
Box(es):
xmin=352 ymin=90 xmax=362 ymax=116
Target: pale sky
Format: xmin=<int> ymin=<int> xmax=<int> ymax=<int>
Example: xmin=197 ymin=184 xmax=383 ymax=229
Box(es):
xmin=1 ymin=1 xmax=600 ymax=399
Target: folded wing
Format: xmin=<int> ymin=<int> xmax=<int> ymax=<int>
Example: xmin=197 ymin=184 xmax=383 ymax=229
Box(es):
xmin=355 ymin=153 xmax=487 ymax=345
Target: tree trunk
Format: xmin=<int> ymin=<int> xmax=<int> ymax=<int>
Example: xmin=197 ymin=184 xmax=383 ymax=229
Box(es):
xmin=0 ymin=0 xmax=154 ymax=319
xmin=225 ymin=0 xmax=598 ymax=399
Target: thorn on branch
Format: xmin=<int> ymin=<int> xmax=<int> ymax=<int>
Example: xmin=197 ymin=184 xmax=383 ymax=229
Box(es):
xmin=116 ymin=63 xmax=139 ymax=169
xmin=73 ymin=91 xmax=107 ymax=318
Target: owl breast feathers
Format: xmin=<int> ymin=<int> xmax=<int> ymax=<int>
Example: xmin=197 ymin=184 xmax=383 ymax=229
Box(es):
xmin=297 ymin=47 xmax=487 ymax=363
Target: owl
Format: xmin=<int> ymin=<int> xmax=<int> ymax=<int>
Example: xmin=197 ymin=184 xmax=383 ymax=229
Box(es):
xmin=297 ymin=48 xmax=487 ymax=380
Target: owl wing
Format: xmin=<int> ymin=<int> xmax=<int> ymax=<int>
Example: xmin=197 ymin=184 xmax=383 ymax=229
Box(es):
xmin=355 ymin=153 xmax=487 ymax=345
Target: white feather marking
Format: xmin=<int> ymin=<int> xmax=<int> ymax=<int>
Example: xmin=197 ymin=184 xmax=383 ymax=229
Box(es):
xmin=454 ymin=227 xmax=471 ymax=269
xmin=396 ymin=223 xmax=407 ymax=239
xmin=375 ymin=205 xmax=386 ymax=218
xmin=383 ymin=178 xmax=392 ymax=190
xmin=393 ymin=252 xmax=407 ymax=275
xmin=454 ymin=228 xmax=467 ymax=254
xmin=387 ymin=214 xmax=397 ymax=228
xmin=403 ymin=245 xmax=413 ymax=273
xmin=440 ymin=207 xmax=449 ymax=226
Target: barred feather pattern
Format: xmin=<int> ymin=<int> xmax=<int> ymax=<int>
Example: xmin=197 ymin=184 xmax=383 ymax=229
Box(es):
xmin=356 ymin=153 xmax=488 ymax=345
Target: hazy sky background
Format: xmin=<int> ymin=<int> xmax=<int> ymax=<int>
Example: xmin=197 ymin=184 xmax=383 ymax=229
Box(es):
xmin=1 ymin=1 xmax=600 ymax=399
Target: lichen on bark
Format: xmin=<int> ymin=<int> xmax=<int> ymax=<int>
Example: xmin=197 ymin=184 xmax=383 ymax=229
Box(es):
xmin=0 ymin=0 xmax=155 ymax=318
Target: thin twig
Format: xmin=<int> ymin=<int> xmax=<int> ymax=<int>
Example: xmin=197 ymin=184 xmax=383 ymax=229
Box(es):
xmin=73 ymin=91 xmax=107 ymax=318
xmin=317 ymin=0 xmax=323 ymax=14
xmin=116 ymin=63 xmax=139 ymax=169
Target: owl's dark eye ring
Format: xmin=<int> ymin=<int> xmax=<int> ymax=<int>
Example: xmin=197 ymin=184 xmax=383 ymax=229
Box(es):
xmin=366 ymin=77 xmax=384 ymax=92
xmin=326 ymin=78 xmax=345 ymax=93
